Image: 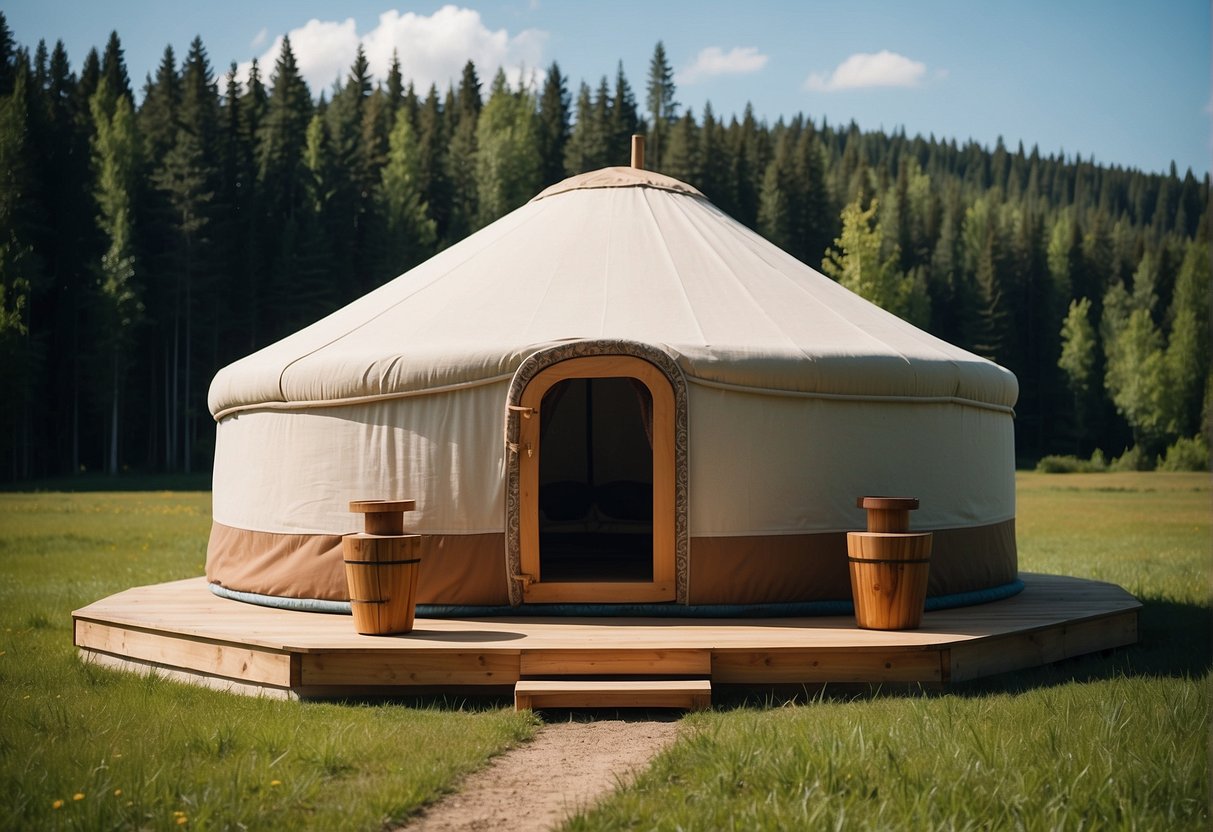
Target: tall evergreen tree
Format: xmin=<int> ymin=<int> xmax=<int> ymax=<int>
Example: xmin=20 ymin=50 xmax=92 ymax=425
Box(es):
xmin=445 ymin=61 xmax=482 ymax=241
xmin=475 ymin=70 xmax=541 ymax=228
xmin=0 ymin=67 xmax=44 ymax=477
xmin=325 ymin=45 xmax=378 ymax=297
xmin=645 ymin=41 xmax=677 ymax=170
xmin=662 ymin=109 xmax=699 ymax=184
xmin=823 ymin=196 xmax=928 ymax=326
xmin=139 ymin=45 xmax=180 ymax=164
xmin=1058 ymin=297 xmax=1099 ymax=452
xmin=90 ymin=78 xmax=142 ymax=474
xmin=416 ymin=85 xmax=450 ymax=241
xmin=255 ymin=36 xmax=313 ymax=341
xmin=757 ymin=129 xmax=797 ymax=253
xmin=0 ymin=12 xmax=15 ymax=97
xmin=563 ymin=81 xmax=598 ymax=176
xmin=697 ymin=101 xmax=727 ymax=205
xmin=378 ymin=108 xmax=437 ymax=274
xmin=1163 ymin=234 xmax=1211 ymax=438
xmin=609 ymin=61 xmax=639 ymax=164
xmin=153 ymin=36 xmax=219 ymax=472
xmin=536 ymin=62 xmax=569 ymax=186
xmin=100 ymin=31 xmax=132 ymax=102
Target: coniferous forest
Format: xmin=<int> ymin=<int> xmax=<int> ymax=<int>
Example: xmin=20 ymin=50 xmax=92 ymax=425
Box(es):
xmin=0 ymin=17 xmax=1209 ymax=481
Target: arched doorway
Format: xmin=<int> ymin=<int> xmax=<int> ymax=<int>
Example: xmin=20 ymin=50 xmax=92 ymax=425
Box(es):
xmin=511 ymin=354 xmax=676 ymax=603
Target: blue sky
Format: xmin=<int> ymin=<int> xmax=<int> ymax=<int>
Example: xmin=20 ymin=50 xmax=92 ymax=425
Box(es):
xmin=6 ymin=1 xmax=1210 ymax=175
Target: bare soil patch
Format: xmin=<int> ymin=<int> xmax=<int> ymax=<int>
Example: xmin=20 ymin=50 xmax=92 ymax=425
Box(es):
xmin=399 ymin=715 xmax=681 ymax=832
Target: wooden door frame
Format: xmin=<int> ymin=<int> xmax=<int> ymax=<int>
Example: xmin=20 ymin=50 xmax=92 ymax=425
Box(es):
xmin=504 ymin=341 xmax=689 ymax=606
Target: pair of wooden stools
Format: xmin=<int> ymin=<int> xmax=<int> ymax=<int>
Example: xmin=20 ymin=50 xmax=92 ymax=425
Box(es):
xmin=342 ymin=496 xmax=933 ymax=635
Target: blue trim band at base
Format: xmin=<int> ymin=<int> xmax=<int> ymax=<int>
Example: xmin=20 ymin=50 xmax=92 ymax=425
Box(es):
xmin=208 ymin=579 xmax=1026 ymax=618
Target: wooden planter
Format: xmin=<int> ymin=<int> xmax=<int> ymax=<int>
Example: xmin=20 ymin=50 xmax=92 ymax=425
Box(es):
xmin=342 ymin=500 xmax=420 ymax=636
xmin=847 ymin=497 xmax=933 ymax=630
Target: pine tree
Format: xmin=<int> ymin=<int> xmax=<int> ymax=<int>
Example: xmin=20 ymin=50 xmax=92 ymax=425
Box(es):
xmin=662 ymin=109 xmax=699 ymax=184
xmin=726 ymin=104 xmax=762 ymax=227
xmin=645 ymin=41 xmax=677 ymax=170
xmin=386 ymin=50 xmax=404 ymax=115
xmin=139 ymin=45 xmax=180 ymax=164
xmin=39 ymin=39 xmax=95 ymax=474
xmin=90 ymin=78 xmax=142 ymax=474
xmin=1163 ymin=234 xmax=1211 ymax=438
xmin=795 ymin=123 xmax=834 ymax=266
xmin=379 ymin=108 xmax=437 ymax=274
xmin=0 ymin=12 xmax=15 ymax=97
xmin=757 ymin=130 xmax=796 ymax=252
xmin=609 ymin=61 xmax=639 ymax=164
xmin=152 ymin=36 xmax=219 ymax=472
xmin=1058 ymin=297 xmax=1098 ymax=451
xmin=445 ymin=61 xmax=482 ymax=241
xmin=0 ymin=67 xmax=45 ymax=477
xmin=823 ymin=196 xmax=928 ymax=326
xmin=697 ymin=102 xmax=727 ymax=204
xmin=75 ymin=48 xmax=100 ymax=131
xmin=256 ymin=36 xmax=313 ymax=341
xmin=563 ymin=81 xmax=596 ymax=176
xmin=100 ymin=31 xmax=132 ymax=103
xmin=325 ymin=45 xmax=379 ymax=297
xmin=416 ymin=85 xmax=450 ymax=241
xmin=589 ymin=76 xmax=612 ymax=169
xmin=475 ymin=70 xmax=541 ymax=228
xmin=536 ymin=62 xmax=569 ymax=186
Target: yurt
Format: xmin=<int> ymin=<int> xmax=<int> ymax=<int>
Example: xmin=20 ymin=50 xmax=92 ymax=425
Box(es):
xmin=206 ymin=163 xmax=1019 ymax=613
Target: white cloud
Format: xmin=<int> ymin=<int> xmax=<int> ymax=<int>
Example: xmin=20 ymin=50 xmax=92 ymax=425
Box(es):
xmin=238 ymin=5 xmax=547 ymax=97
xmin=804 ymin=50 xmax=927 ymax=92
xmin=677 ymin=46 xmax=768 ymax=85
xmin=251 ymin=28 xmax=268 ymax=49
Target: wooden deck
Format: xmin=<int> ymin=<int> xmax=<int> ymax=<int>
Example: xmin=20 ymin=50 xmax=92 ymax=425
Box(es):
xmin=73 ymin=573 xmax=1140 ymax=705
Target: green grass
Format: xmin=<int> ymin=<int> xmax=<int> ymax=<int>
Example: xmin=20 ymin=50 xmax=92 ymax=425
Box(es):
xmin=1 ymin=474 xmax=1208 ymax=830
xmin=563 ymin=471 xmax=1211 ymax=831
xmin=0 ymin=491 xmax=536 ymax=831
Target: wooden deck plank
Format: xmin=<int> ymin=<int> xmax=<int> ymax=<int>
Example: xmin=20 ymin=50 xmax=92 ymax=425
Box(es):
xmin=75 ymin=619 xmax=295 ymax=686
xmin=80 ymin=650 xmax=296 ymax=699
xmin=300 ymin=651 xmax=520 ymax=686
xmin=947 ymin=609 xmax=1140 ymax=682
xmin=712 ymin=646 xmax=944 ymax=684
xmin=70 ymin=573 xmax=1141 ymax=697
xmin=520 ymin=649 xmax=711 ymax=677
xmin=515 ymin=680 xmax=712 ymax=711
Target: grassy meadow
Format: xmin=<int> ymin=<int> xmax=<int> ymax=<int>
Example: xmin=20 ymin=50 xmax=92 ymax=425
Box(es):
xmin=0 ymin=471 xmax=1208 ymax=830
xmin=566 ymin=472 xmax=1211 ymax=831
xmin=0 ymin=487 xmax=536 ymax=831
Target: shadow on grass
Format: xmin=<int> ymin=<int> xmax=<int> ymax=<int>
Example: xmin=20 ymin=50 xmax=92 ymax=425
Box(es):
xmin=0 ymin=472 xmax=213 ymax=492
xmin=713 ymin=594 xmax=1211 ymax=710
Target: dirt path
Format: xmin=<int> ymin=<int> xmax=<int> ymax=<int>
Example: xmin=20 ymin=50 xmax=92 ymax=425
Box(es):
xmin=399 ymin=716 xmax=681 ymax=832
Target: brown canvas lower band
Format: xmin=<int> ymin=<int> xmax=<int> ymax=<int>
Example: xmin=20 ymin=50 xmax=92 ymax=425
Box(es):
xmin=205 ymin=519 xmax=1016 ymax=607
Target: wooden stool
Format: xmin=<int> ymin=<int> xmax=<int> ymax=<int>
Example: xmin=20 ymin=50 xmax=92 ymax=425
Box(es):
xmin=847 ymin=497 xmax=932 ymax=630
xmin=342 ymin=500 xmax=421 ymax=635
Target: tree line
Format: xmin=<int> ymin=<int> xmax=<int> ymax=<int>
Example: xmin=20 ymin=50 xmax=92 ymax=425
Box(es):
xmin=0 ymin=16 xmax=1208 ymax=481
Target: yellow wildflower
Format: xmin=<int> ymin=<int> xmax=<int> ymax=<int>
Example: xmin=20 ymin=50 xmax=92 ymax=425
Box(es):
xmin=113 ymin=788 xmax=123 ymax=797
xmin=176 ymin=816 xmax=188 ymax=825
xmin=52 ymin=799 xmax=64 ymax=810
xmin=73 ymin=793 xmax=85 ymax=801
xmin=270 ymin=779 xmax=282 ymax=787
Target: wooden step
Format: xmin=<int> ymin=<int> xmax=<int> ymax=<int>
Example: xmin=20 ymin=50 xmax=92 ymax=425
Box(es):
xmin=514 ymin=679 xmax=711 ymax=711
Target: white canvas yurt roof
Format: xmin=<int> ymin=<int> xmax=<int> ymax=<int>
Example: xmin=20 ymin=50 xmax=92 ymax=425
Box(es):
xmin=209 ymin=167 xmax=1016 ymax=419
xmin=206 ymin=165 xmax=1019 ymax=612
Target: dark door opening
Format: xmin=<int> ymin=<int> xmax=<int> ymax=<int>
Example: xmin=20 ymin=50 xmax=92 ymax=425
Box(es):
xmin=537 ymin=377 xmax=654 ymax=582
